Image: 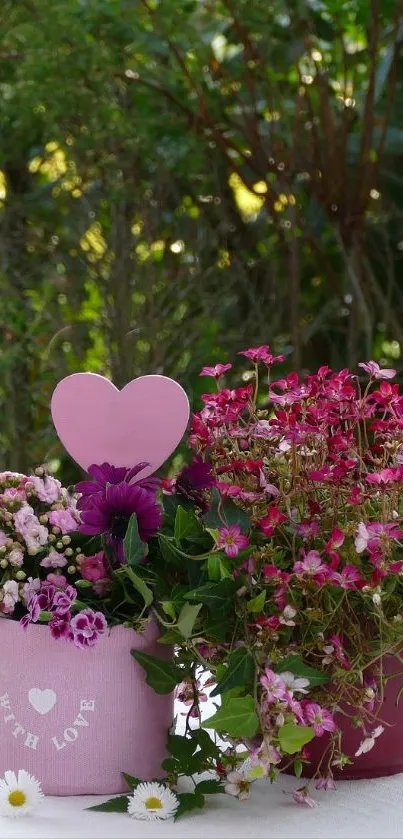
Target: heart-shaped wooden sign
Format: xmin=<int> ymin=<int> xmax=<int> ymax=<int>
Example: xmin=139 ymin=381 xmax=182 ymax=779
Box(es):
xmin=51 ymin=372 xmax=190 ymax=478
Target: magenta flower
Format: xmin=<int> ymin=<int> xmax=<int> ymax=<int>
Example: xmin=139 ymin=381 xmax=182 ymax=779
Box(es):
xmin=217 ymin=525 xmax=249 ymax=558
xmin=76 ymin=461 xmax=159 ymax=511
xmin=200 ymin=363 xmax=232 ymax=378
xmin=79 ymin=482 xmax=162 ymax=562
xmin=70 ymin=609 xmax=108 ymax=648
xmin=260 ymin=668 xmax=288 ymax=702
xmin=49 ymin=612 xmax=71 ymax=640
xmin=331 ymin=564 xmax=362 ymax=590
xmin=52 ymin=586 xmax=77 ymax=615
xmin=358 ymin=361 xmax=396 ymax=380
xmin=238 ymin=345 xmax=285 ymax=365
xmin=293 ymin=551 xmax=329 ymax=580
xmin=174 ymin=457 xmax=215 ymax=510
xmin=80 ymin=552 xmax=109 ymax=583
xmin=305 ymin=702 xmax=336 ymax=736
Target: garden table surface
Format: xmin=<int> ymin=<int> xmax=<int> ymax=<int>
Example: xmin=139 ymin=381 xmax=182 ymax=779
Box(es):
xmin=1 ymin=772 xmax=402 ymax=839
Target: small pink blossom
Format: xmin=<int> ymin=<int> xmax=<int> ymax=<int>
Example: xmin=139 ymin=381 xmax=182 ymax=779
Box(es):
xmin=217 ymin=525 xmax=249 ymax=558
xmin=238 ymin=345 xmax=285 ymax=365
xmin=293 ymin=551 xmax=329 ymax=581
xmin=40 ymin=550 xmax=67 ymax=569
xmin=22 ymin=577 xmax=41 ymax=603
xmin=331 ymin=564 xmax=362 ymax=590
xmin=305 ymin=702 xmax=336 ymax=736
xmin=358 ymin=361 xmax=396 ymax=380
xmin=30 ymin=474 xmax=61 ymax=502
xmin=200 ymin=363 xmax=232 ymax=378
xmin=1 ymin=580 xmax=19 ymax=614
xmin=0 ymin=530 xmax=7 ymax=547
xmin=8 ymin=548 xmax=24 ymax=567
xmin=46 ymin=573 xmax=67 ymax=588
xmin=49 ymin=611 xmax=71 ymax=640
xmin=48 ymin=508 xmax=78 ymax=533
xmin=80 ymin=552 xmax=108 ymax=583
xmin=260 ymin=668 xmax=288 ymax=702
xmin=315 ymin=776 xmax=336 ymax=791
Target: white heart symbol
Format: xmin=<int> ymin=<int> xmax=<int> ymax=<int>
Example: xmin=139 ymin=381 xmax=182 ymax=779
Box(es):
xmin=28 ymin=688 xmax=57 ymax=715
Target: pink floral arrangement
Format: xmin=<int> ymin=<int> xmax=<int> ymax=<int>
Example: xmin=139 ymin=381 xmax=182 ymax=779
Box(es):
xmin=3 ymin=351 xmax=403 ymax=818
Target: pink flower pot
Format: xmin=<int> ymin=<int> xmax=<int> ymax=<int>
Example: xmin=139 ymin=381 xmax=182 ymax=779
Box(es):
xmin=302 ymin=657 xmax=403 ymax=780
xmin=0 ymin=618 xmax=173 ymax=795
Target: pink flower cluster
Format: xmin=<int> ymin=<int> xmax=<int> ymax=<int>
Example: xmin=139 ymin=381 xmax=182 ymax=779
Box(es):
xmin=22 ymin=581 xmax=107 ymax=648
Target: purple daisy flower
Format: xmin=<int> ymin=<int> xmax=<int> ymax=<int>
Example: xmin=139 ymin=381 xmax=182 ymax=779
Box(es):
xmin=79 ymin=482 xmax=162 ymax=561
xmin=76 ymin=461 xmax=159 ymax=511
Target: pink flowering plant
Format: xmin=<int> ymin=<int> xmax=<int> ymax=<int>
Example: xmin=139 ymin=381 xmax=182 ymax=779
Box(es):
xmin=122 ymin=347 xmax=403 ymax=813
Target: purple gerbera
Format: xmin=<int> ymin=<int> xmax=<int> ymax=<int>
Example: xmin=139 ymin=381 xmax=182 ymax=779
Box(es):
xmin=79 ymin=482 xmax=162 ymax=562
xmin=76 ymin=461 xmax=159 ymax=511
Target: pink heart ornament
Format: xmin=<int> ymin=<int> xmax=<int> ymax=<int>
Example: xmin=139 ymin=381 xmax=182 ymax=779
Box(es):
xmin=51 ymin=373 xmax=190 ymax=478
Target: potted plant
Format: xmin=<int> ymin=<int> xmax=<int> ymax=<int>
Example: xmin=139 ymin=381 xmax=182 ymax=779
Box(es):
xmin=0 ymin=373 xmax=189 ymax=796
xmin=119 ymin=348 xmax=403 ymax=815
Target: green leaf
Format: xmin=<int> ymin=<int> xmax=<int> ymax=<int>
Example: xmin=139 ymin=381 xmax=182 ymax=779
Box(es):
xmin=276 ymin=654 xmax=329 ymax=687
xmin=167 ymin=734 xmax=197 ymax=761
xmin=190 ymin=727 xmax=220 ymax=759
xmin=161 ymin=600 xmax=176 ymax=620
xmin=132 ymin=651 xmax=182 ymax=694
xmin=184 ymin=579 xmax=238 ymax=613
xmin=177 ymin=602 xmax=202 ymax=638
xmin=195 ymin=779 xmax=224 ymax=794
xmin=157 ymin=628 xmax=184 ymax=644
xmin=246 ymin=591 xmax=266 ymax=613
xmin=210 ymin=647 xmax=255 ymax=697
xmin=204 ymin=487 xmax=250 ymax=533
xmin=159 ymin=534 xmax=185 ymax=567
xmin=75 ymin=579 xmax=93 ymax=588
xmin=38 ymin=610 xmax=53 ymax=622
xmin=278 ymin=723 xmax=315 ymax=755
xmin=294 ymin=760 xmax=303 ymax=779
xmin=174 ymin=505 xmax=200 ymax=542
xmin=174 ymin=791 xmax=204 ymax=820
xmin=88 ymin=796 xmax=129 ymax=813
xmin=122 ymin=772 xmax=140 ymax=790
xmin=125 ymin=567 xmax=153 ymax=608
xmin=207 ymin=553 xmax=232 ymax=581
xmin=202 ymin=694 xmax=259 ymax=737
xmin=124 ymin=514 xmax=147 ymax=566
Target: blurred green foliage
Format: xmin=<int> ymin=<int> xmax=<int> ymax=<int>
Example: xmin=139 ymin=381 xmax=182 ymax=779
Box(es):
xmin=1 ymin=0 xmax=403 ymax=480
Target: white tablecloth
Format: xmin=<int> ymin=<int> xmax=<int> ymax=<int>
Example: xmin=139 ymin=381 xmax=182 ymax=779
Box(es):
xmin=1 ymin=772 xmax=402 ymax=839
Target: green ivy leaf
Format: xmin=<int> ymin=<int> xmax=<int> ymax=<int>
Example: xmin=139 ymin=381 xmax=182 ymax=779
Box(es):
xmin=204 ymin=487 xmax=250 ymax=533
xmin=38 ymin=610 xmax=53 ymax=622
xmin=246 ymin=591 xmax=266 ymax=613
xmin=278 ymin=723 xmax=315 ymax=754
xmin=184 ymin=579 xmax=238 ymax=613
xmin=177 ymin=602 xmax=203 ymax=638
xmin=167 ymin=734 xmax=197 ymax=761
xmin=210 ymin=647 xmax=255 ymax=697
xmin=124 ymin=514 xmax=147 ymax=566
xmin=88 ymin=796 xmax=129 ymax=813
xmin=294 ymin=760 xmax=303 ymax=778
xmin=174 ymin=505 xmax=200 ymax=542
xmin=132 ymin=651 xmax=182 ymax=694
xmin=174 ymin=791 xmax=204 ymax=820
xmin=207 ymin=553 xmax=232 ymax=581
xmin=202 ymin=694 xmax=259 ymax=737
xmin=158 ymin=534 xmax=185 ymax=567
xmin=276 ymin=654 xmax=329 ymax=687
xmin=190 ymin=728 xmax=220 ymax=758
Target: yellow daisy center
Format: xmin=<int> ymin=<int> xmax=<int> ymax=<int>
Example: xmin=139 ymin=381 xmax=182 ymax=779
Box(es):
xmin=145 ymin=796 xmax=163 ymax=810
xmin=8 ymin=790 xmax=26 ymax=807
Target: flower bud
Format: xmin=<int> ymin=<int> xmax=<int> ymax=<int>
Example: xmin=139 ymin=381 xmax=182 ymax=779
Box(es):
xmin=0 ymin=546 xmax=6 ymax=556
xmin=65 ymin=547 xmax=73 ymax=556
xmin=67 ymin=565 xmax=76 ymax=575
xmin=62 ymin=535 xmax=71 ymax=545
xmin=27 ymin=547 xmax=38 ymax=556
xmin=48 ymin=533 xmax=56 ymax=543
xmin=56 ymin=541 xmax=63 ymax=550
xmin=35 ymin=466 xmax=45 ymax=477
xmin=39 ymin=515 xmax=48 ymax=524
xmin=15 ymin=570 xmax=26 ymax=581
xmin=0 ymin=559 xmax=8 ymax=569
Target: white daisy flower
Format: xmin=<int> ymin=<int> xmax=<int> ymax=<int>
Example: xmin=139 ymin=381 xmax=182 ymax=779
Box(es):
xmin=127 ymin=782 xmax=179 ymax=821
xmin=0 ymin=770 xmax=44 ymax=818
